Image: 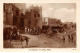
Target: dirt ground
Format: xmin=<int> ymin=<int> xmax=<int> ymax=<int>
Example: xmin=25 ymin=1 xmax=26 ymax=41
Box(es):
xmin=3 ymin=32 xmax=76 ymax=48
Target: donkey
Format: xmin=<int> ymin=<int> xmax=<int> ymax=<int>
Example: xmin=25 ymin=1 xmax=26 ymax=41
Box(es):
xmin=20 ymin=35 xmax=30 ymax=47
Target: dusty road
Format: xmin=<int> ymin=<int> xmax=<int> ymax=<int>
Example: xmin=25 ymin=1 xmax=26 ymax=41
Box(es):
xmin=4 ymin=33 xmax=76 ymax=48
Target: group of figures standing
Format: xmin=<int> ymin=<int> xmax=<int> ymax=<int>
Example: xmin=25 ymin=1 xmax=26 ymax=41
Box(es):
xmin=25 ymin=27 xmax=41 ymax=35
xmin=63 ymin=33 xmax=75 ymax=44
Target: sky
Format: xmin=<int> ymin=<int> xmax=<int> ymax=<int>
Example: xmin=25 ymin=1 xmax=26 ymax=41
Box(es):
xmin=26 ymin=3 xmax=76 ymax=23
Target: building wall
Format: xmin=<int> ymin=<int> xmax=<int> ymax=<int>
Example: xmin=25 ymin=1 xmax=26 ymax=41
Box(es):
xmin=42 ymin=18 xmax=48 ymax=26
xmin=4 ymin=3 xmax=13 ymax=25
xmin=12 ymin=4 xmax=20 ymax=26
xmin=48 ymin=18 xmax=62 ymax=26
xmin=30 ymin=6 xmax=42 ymax=29
xmin=4 ymin=3 xmax=25 ymax=28
xmin=13 ymin=3 xmax=26 ymax=15
xmin=24 ymin=10 xmax=30 ymax=28
xmin=24 ymin=6 xmax=42 ymax=30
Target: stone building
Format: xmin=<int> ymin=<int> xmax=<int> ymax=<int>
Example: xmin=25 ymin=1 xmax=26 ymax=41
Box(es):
xmin=48 ymin=18 xmax=64 ymax=32
xmin=3 ymin=3 xmax=26 ymax=40
xmin=42 ymin=18 xmax=48 ymax=26
xmin=13 ymin=3 xmax=26 ymax=15
xmin=24 ymin=6 xmax=42 ymax=30
xmin=4 ymin=3 xmax=13 ymax=25
xmin=48 ymin=18 xmax=62 ymax=26
xmin=12 ymin=4 xmax=20 ymax=26
xmin=24 ymin=9 xmax=31 ymax=28
xmin=4 ymin=3 xmax=26 ymax=29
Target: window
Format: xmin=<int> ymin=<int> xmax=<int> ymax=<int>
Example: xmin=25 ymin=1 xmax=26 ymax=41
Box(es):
xmin=29 ymin=21 xmax=31 ymax=24
xmin=34 ymin=14 xmax=36 ymax=17
xmin=36 ymin=20 xmax=38 ymax=22
xmin=38 ymin=14 xmax=40 ymax=17
xmin=16 ymin=10 xmax=19 ymax=15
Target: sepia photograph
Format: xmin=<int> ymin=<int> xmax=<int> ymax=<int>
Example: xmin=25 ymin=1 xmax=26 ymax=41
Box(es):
xmin=3 ymin=3 xmax=76 ymax=48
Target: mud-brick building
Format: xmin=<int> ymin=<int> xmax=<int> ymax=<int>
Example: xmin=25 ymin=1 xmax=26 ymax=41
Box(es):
xmin=24 ymin=9 xmax=31 ymax=28
xmin=24 ymin=6 xmax=42 ymax=30
xmin=48 ymin=18 xmax=62 ymax=26
xmin=4 ymin=3 xmax=21 ymax=26
xmin=4 ymin=3 xmax=26 ymax=29
xmin=48 ymin=18 xmax=64 ymax=32
xmin=4 ymin=3 xmax=13 ymax=25
xmin=12 ymin=4 xmax=21 ymax=26
xmin=13 ymin=3 xmax=26 ymax=29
